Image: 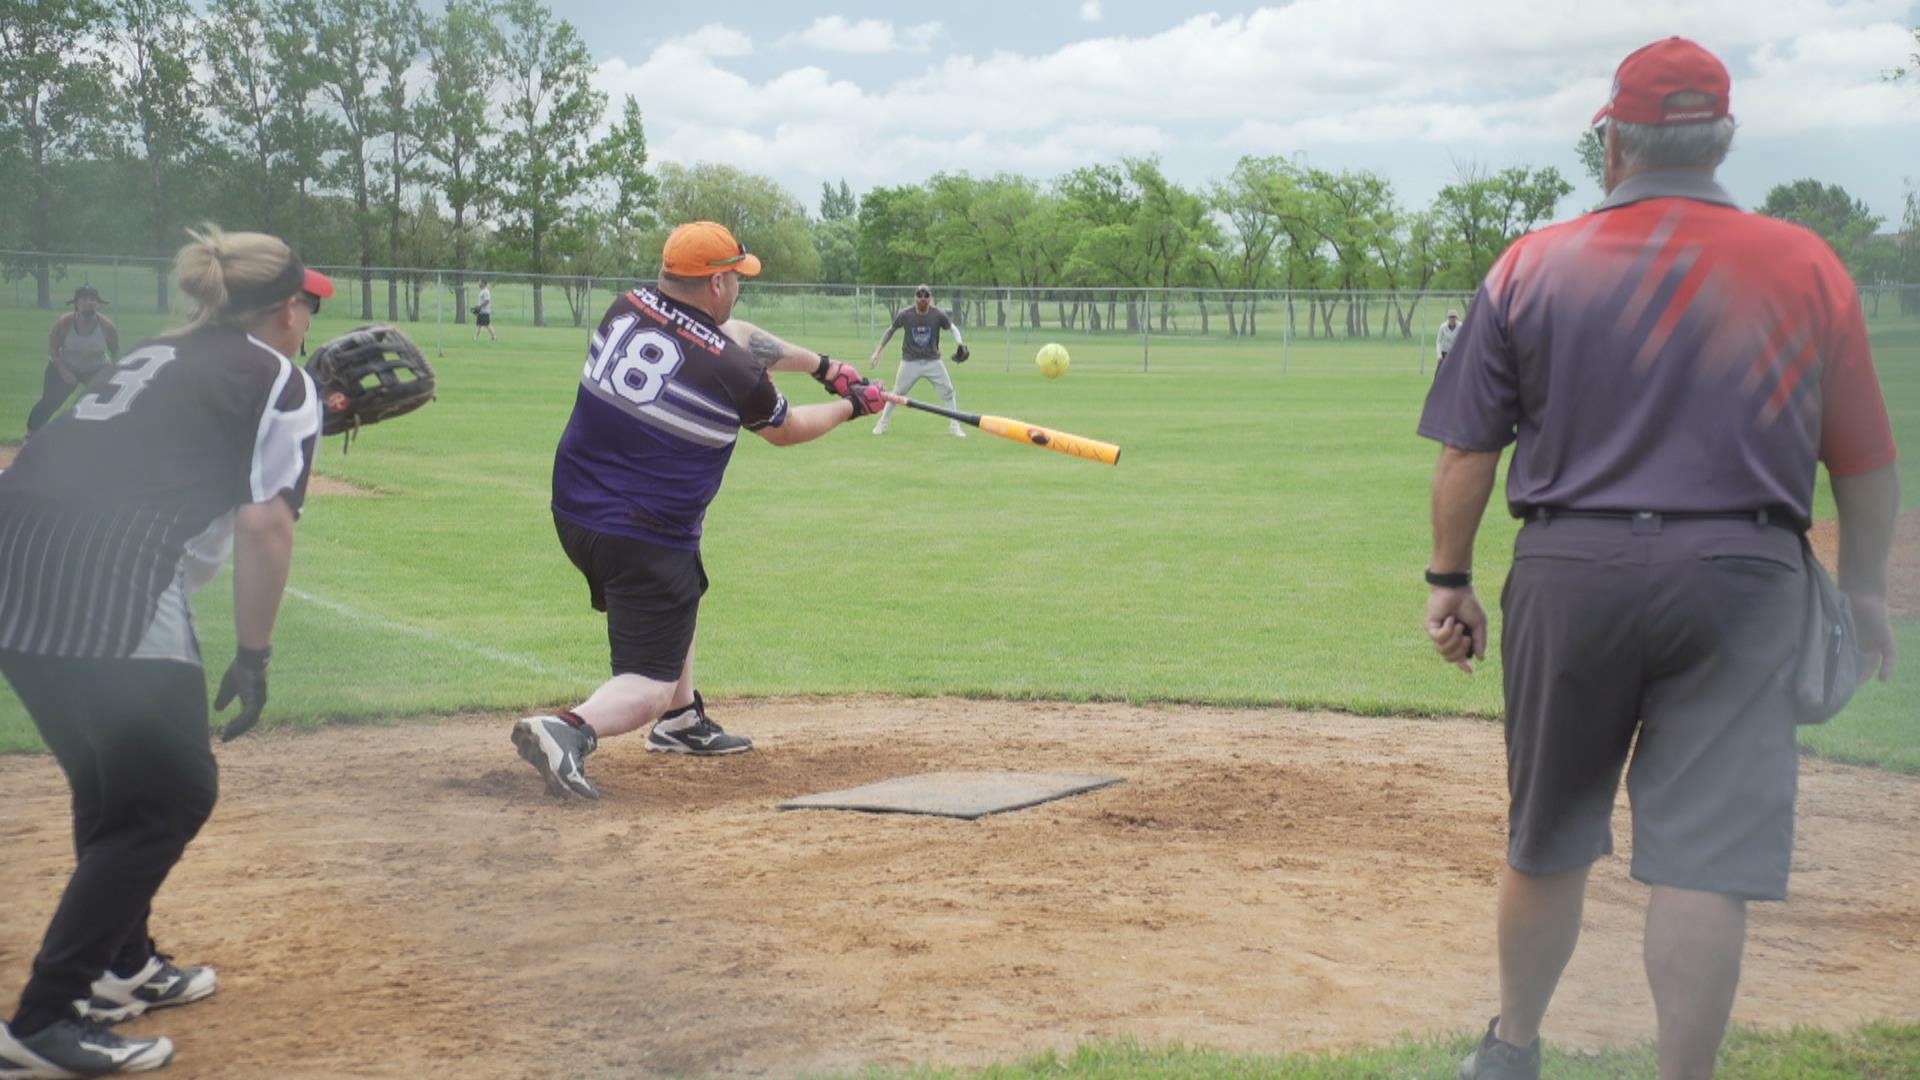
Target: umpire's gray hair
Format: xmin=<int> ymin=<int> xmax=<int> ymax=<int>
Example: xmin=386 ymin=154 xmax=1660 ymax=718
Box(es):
xmin=1612 ymin=116 xmax=1737 ymax=171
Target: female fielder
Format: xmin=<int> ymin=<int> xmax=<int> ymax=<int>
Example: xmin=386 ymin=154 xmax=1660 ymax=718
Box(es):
xmin=0 ymin=226 xmax=329 ymax=1077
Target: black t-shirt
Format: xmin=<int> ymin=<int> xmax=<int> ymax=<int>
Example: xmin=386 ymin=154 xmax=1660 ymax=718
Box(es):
xmin=0 ymin=323 xmax=320 ymax=658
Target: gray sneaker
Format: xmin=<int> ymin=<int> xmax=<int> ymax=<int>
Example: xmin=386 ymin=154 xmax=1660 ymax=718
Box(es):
xmin=511 ymin=715 xmax=599 ymax=799
xmin=0 ymin=1017 xmax=173 ymax=1077
xmin=646 ymin=692 xmax=752 ymax=756
xmin=81 ymin=953 xmax=217 ymax=1023
xmin=1458 ymin=1017 xmax=1541 ymax=1080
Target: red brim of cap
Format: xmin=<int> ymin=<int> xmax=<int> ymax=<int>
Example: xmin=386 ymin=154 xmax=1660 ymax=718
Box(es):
xmin=1591 ymin=103 xmax=1611 ymax=125
xmin=303 ymin=268 xmax=335 ymax=299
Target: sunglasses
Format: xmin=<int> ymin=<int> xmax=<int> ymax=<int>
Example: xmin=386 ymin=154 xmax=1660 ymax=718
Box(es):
xmin=300 ymin=293 xmax=322 ymax=315
xmin=705 ymin=241 xmax=751 ymax=269
xmin=915 ymin=291 xmax=931 ymax=299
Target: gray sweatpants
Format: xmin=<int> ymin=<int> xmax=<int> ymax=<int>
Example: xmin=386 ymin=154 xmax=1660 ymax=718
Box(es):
xmin=877 ymin=359 xmax=959 ymax=427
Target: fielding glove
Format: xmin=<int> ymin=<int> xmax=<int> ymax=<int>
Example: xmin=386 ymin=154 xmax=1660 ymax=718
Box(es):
xmin=214 ymin=645 xmax=272 ymax=742
xmin=951 ymin=344 xmax=970 ymax=363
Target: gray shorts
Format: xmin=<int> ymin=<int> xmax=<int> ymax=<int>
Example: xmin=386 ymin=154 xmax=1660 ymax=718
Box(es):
xmin=1500 ymin=514 xmax=1804 ymax=900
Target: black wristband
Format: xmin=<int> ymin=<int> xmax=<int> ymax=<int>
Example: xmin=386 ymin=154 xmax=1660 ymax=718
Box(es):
xmin=812 ymin=354 xmax=832 ymax=379
xmin=236 ymin=644 xmax=273 ymax=669
xmin=1425 ymin=569 xmax=1472 ymax=588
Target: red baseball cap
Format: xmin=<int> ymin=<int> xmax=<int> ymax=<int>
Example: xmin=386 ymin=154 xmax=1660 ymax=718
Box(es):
xmin=1592 ymin=37 xmax=1731 ymax=126
xmin=302 ymin=266 xmax=334 ymax=299
xmin=661 ymin=221 xmax=762 ymax=277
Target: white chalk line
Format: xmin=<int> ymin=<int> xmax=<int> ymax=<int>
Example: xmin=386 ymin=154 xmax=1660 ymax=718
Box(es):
xmin=287 ymin=586 xmax=571 ymax=678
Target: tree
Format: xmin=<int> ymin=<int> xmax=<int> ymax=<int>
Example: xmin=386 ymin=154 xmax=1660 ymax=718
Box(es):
xmin=1886 ymin=25 xmax=1917 ymax=82
xmin=420 ymin=0 xmax=501 ymax=322
xmin=856 ymin=184 xmax=936 ymax=286
xmin=312 ymin=0 xmax=388 ymax=318
xmin=204 ymin=0 xmax=287 ymax=230
xmin=1759 ymin=179 xmax=1883 ymax=273
xmin=372 ymin=0 xmax=424 ymax=321
xmin=264 ymin=0 xmax=334 ymax=255
xmin=494 ymin=0 xmax=605 ymax=326
xmin=1433 ymin=164 xmax=1572 ymax=286
xmin=1575 ymin=128 xmax=1604 ymax=190
xmin=110 ymin=0 xmax=205 ymax=313
xmin=0 ymin=0 xmax=116 ymax=306
xmin=589 ymin=95 xmax=658 ymax=234
xmin=819 ymin=179 xmax=856 ymax=221
xmin=813 ymin=216 xmax=859 ymax=284
xmin=649 ymin=162 xmax=820 ymax=281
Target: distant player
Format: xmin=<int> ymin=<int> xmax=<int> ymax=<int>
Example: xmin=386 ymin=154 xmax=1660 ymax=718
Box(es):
xmin=868 ymin=284 xmax=967 ymax=437
xmin=473 ymin=278 xmax=495 ymax=340
xmin=510 ymin=221 xmax=885 ymax=800
xmin=27 ymin=285 xmax=121 ymax=435
xmin=1435 ymin=308 xmax=1461 ymax=371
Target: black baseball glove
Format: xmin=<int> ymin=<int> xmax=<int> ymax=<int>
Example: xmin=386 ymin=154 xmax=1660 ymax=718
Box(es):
xmin=951 ymin=344 xmax=970 ymax=363
xmin=306 ymin=325 xmax=436 ymax=439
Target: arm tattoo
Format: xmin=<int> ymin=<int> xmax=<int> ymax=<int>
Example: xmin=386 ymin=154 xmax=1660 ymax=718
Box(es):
xmin=747 ymin=330 xmax=786 ymax=367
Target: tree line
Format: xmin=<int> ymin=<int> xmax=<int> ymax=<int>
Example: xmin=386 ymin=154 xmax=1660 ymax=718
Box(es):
xmin=3 ymin=0 xmax=1914 ymax=333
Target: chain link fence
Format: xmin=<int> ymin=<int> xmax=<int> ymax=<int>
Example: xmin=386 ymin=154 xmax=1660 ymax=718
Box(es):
xmin=6 ymin=250 xmax=1917 ymax=374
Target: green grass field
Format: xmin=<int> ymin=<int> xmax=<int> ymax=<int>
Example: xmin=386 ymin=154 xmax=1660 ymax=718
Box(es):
xmin=1 ymin=301 xmax=1912 ymax=761
xmin=1 ymin=298 xmax=1916 ymax=1076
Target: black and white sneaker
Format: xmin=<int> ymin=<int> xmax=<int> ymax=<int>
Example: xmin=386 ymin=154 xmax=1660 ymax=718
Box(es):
xmin=511 ymin=715 xmax=599 ymax=799
xmin=646 ymin=692 xmax=752 ymax=756
xmin=0 ymin=1016 xmax=173 ymax=1077
xmin=1458 ymin=1017 xmax=1541 ymax=1080
xmin=81 ymin=954 xmax=216 ymax=1023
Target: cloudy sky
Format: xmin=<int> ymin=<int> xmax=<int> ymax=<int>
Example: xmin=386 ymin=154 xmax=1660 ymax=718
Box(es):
xmin=546 ymin=0 xmax=1920 ymax=227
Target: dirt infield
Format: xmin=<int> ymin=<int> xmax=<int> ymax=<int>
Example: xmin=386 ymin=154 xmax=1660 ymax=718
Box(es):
xmin=3 ymin=701 xmax=1916 ymax=1079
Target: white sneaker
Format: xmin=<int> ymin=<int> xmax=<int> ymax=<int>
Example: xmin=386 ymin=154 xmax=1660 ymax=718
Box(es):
xmin=950 ymin=425 xmax=966 ymax=438
xmin=82 ymin=953 xmax=217 ymax=1023
xmin=871 ymin=424 xmax=887 ymax=435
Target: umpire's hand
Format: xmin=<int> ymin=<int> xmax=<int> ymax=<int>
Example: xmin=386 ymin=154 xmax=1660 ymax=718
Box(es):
xmin=1425 ymin=586 xmax=1487 ymax=674
xmin=215 ymin=645 xmax=273 ymax=741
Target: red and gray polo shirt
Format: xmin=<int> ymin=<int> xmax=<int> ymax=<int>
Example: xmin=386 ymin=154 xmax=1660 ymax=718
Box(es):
xmin=1419 ymin=170 xmax=1896 ymax=526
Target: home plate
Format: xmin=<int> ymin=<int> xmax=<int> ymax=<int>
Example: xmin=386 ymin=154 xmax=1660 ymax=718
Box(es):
xmin=778 ymin=771 xmax=1124 ymax=820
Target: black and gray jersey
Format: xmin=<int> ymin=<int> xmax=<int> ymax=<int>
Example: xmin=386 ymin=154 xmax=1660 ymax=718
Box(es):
xmin=0 ymin=323 xmax=320 ymax=662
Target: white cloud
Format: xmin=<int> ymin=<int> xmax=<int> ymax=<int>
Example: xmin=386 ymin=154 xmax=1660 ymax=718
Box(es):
xmin=673 ymin=24 xmax=753 ymax=58
xmin=1080 ymin=1 xmax=1103 ymax=21
xmin=782 ymin=16 xmax=943 ymax=55
xmin=591 ymin=1 xmax=1920 ymax=226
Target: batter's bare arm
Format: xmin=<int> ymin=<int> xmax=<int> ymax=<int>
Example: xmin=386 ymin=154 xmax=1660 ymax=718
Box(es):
xmin=721 ymin=318 xmax=823 ymax=374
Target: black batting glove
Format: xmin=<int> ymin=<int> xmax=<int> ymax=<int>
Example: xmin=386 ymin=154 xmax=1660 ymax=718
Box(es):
xmin=214 ymin=645 xmax=272 ymax=742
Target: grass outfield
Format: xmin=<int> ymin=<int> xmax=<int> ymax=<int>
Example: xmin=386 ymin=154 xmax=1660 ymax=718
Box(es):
xmin=821 ymin=1024 xmax=1920 ymax=1080
xmin=0 ymin=304 xmax=1913 ymax=764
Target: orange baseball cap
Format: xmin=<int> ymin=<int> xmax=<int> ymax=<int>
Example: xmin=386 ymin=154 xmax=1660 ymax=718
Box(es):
xmin=661 ymin=221 xmax=762 ymax=277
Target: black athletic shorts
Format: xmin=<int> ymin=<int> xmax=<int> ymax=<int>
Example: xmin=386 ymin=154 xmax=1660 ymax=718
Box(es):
xmin=554 ymin=515 xmax=706 ymax=681
xmin=475 ymin=312 xmax=492 ymax=327
xmin=1500 ymin=515 xmax=1804 ymax=900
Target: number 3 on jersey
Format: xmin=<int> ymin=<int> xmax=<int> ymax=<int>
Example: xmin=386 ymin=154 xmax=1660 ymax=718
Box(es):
xmin=585 ymin=316 xmax=684 ymax=406
xmin=72 ymin=345 xmax=177 ymax=422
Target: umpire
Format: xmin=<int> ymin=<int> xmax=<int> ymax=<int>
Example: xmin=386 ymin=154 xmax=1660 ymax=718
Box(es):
xmin=0 ymin=227 xmax=329 ymax=1077
xmin=1420 ymin=38 xmax=1900 ymax=1080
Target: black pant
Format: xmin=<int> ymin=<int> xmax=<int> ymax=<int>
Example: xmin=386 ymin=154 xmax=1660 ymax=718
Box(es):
xmin=0 ymin=655 xmax=218 ymax=1034
xmin=25 ymin=363 xmax=84 ymax=433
